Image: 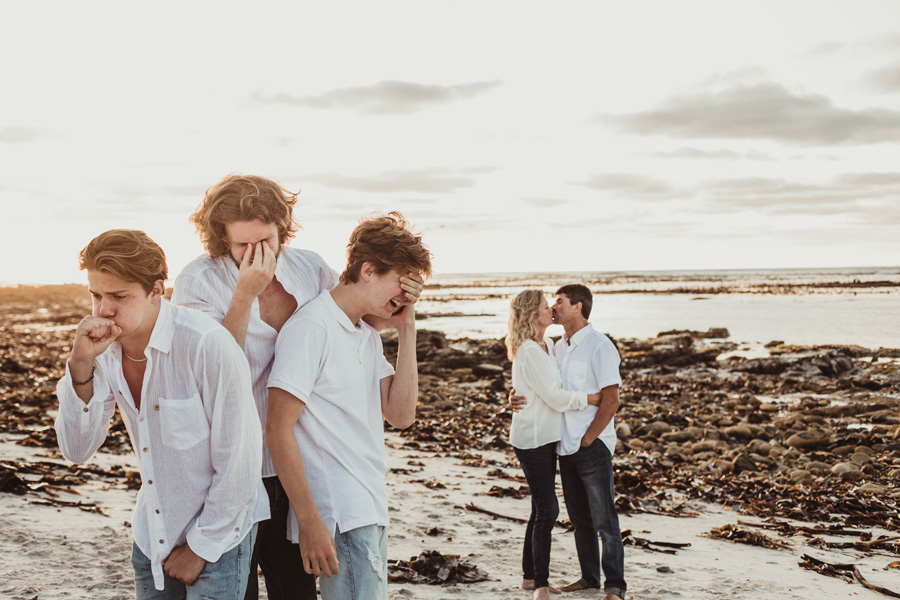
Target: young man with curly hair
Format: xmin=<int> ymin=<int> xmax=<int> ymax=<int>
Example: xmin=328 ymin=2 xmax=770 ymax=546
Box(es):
xmin=266 ymin=212 xmax=432 ymax=600
xmin=173 ymin=175 xmax=424 ymax=600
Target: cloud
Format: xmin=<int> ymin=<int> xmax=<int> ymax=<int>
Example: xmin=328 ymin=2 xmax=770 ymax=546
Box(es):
xmin=859 ymin=32 xmax=900 ymax=53
xmin=575 ymin=173 xmax=681 ymax=200
xmin=521 ymin=197 xmax=568 ymax=208
xmin=571 ymin=169 xmax=900 ymax=221
xmin=0 ymin=126 xmax=51 ymax=143
xmin=305 ymin=167 xmax=494 ymax=194
xmin=598 ymin=75 xmax=900 ymax=145
xmin=245 ymin=80 xmax=502 ymax=115
xmin=41 ymin=181 xmax=205 ymax=220
xmin=804 ymin=33 xmax=900 ymax=58
xmin=698 ymin=172 xmax=900 ymax=216
xmin=804 ymin=41 xmax=846 ymax=57
xmin=860 ymin=60 xmax=900 ymax=93
xmin=651 ymin=147 xmax=773 ymax=160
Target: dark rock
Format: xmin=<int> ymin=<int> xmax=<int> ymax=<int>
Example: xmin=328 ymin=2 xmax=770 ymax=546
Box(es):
xmin=472 ymin=363 xmax=504 ymax=377
xmin=732 ymin=454 xmax=757 ymax=474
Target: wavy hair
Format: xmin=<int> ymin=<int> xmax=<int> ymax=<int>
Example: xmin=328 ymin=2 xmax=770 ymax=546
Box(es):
xmin=340 ymin=211 xmax=433 ymax=283
xmin=189 ymin=174 xmax=300 ymax=258
xmin=505 ymin=289 xmax=544 ymax=360
xmin=79 ymin=229 xmax=168 ymax=293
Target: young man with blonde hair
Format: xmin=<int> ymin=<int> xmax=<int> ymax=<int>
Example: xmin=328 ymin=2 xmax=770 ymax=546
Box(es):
xmin=266 ymin=212 xmax=432 ymax=600
xmin=55 ymin=229 xmax=268 ymax=599
xmin=173 ymin=175 xmax=423 ymax=599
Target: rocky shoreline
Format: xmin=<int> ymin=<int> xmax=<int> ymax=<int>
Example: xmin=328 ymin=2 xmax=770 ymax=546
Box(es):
xmin=382 ymin=326 xmax=900 ymax=537
xmin=2 ymin=286 xmax=899 ymax=539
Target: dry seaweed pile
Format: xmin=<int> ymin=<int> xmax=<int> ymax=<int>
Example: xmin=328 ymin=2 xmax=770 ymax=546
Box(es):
xmin=388 ymin=550 xmax=489 ymax=585
xmin=0 ymin=286 xmax=132 ymax=455
xmin=799 ymin=554 xmax=900 ymax=597
xmin=0 ymin=458 xmax=137 ymax=514
xmin=383 ymin=328 xmax=900 ymax=535
xmin=2 ymin=287 xmax=900 ymax=538
xmin=703 ymin=524 xmax=791 ymax=550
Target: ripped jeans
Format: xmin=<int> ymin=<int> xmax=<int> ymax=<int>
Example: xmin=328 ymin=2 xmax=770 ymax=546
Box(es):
xmin=319 ymin=524 xmax=388 ymax=600
xmin=132 ymin=524 xmax=256 ymax=600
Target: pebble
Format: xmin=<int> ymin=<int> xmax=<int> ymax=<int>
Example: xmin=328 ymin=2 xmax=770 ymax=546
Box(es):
xmin=785 ymin=429 xmax=832 ymax=449
xmin=789 ymin=469 xmax=813 ymax=485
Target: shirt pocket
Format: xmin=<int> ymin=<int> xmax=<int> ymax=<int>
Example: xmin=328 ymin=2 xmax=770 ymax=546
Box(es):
xmin=158 ymin=394 xmax=210 ymax=450
xmin=564 ymin=362 xmax=591 ymax=388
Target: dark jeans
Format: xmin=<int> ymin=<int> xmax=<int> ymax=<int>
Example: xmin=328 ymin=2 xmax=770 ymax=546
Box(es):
xmin=514 ymin=442 xmax=560 ymax=590
xmin=559 ymin=439 xmax=626 ymax=598
xmin=244 ymin=476 xmax=317 ymax=600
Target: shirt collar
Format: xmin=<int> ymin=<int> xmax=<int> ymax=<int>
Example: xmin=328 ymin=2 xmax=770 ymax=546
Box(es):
xmin=322 ymin=291 xmax=362 ymax=333
xmin=565 ymin=322 xmax=594 ymax=347
xmin=146 ymin=299 xmax=175 ymax=354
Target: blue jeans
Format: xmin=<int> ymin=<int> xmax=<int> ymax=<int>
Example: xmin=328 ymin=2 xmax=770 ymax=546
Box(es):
xmin=245 ymin=476 xmax=317 ymax=600
xmin=559 ymin=439 xmax=626 ymax=598
xmin=132 ymin=524 xmax=257 ymax=600
xmin=514 ymin=442 xmax=559 ymax=589
xmin=319 ymin=524 xmax=388 ymax=600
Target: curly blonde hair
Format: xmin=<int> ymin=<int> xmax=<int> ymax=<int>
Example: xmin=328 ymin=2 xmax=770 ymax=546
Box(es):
xmin=189 ymin=174 xmax=300 ymax=258
xmin=505 ymin=289 xmax=544 ymax=360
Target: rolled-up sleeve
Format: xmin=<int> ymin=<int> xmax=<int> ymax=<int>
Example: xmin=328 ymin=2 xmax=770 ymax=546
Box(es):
xmin=185 ymin=328 xmax=264 ymax=562
xmin=593 ymin=341 xmax=622 ymax=389
xmin=54 ymin=361 xmax=117 ymax=464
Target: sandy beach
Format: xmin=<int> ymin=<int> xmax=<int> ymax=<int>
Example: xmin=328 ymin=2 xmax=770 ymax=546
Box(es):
xmin=2 ymin=284 xmax=899 ymax=599
xmin=2 ymin=431 xmax=898 ymax=600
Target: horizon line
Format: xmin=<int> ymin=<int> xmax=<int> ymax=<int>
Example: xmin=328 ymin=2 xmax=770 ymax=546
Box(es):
xmin=3 ymin=264 xmax=899 ymax=288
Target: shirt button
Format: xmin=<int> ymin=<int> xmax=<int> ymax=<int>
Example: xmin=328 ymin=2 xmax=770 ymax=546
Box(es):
xmin=234 ymin=527 xmax=240 ymax=532
xmin=83 ymin=407 xmax=89 ymax=413
xmin=143 ymin=448 xmax=148 ymax=453
xmin=140 ymin=417 xmax=144 ymax=422
xmin=155 ymin=509 xmax=160 ymax=514
xmin=148 ymin=480 xmax=153 ymax=485
xmin=159 ymin=539 xmax=164 ymax=544
xmin=154 ymin=405 xmax=159 ymax=411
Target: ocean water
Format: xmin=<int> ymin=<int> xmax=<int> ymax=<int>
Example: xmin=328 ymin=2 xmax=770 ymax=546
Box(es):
xmin=416 ymin=267 xmax=900 ymax=349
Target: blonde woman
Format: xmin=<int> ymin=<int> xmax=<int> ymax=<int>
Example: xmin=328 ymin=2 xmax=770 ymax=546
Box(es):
xmin=506 ymin=289 xmax=601 ymax=600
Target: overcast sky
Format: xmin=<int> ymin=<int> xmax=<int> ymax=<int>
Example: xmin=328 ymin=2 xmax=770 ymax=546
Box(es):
xmin=2 ymin=1 xmax=899 ymax=284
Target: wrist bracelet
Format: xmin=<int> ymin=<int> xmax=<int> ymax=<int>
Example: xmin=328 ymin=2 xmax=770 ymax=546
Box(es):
xmin=73 ymin=367 xmax=95 ymax=386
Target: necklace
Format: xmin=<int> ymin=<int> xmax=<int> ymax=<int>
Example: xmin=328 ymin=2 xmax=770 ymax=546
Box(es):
xmin=122 ymin=349 xmax=148 ymax=363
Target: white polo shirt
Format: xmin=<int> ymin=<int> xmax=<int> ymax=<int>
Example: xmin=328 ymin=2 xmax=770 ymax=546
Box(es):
xmin=510 ymin=336 xmax=588 ymax=450
xmin=554 ymin=324 xmax=622 ymax=457
xmin=267 ymin=291 xmax=395 ymax=539
xmin=172 ymin=246 xmax=339 ymax=478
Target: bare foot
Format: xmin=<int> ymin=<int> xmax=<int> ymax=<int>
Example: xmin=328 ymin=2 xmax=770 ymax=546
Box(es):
xmin=523 ymin=580 xmax=561 ymax=593
xmin=534 ymin=587 xmax=552 ymax=600
xmin=602 ymin=595 xmax=624 ymax=600
xmin=560 ymin=579 xmax=598 ymax=592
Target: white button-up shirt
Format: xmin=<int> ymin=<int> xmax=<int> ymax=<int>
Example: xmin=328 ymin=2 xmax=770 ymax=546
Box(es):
xmin=268 ymin=291 xmax=395 ymax=540
xmin=172 ymin=246 xmax=339 ymax=477
xmin=55 ymin=300 xmax=269 ymax=591
xmin=510 ymin=336 xmax=588 ymax=450
xmin=554 ymin=324 xmax=622 ymax=456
